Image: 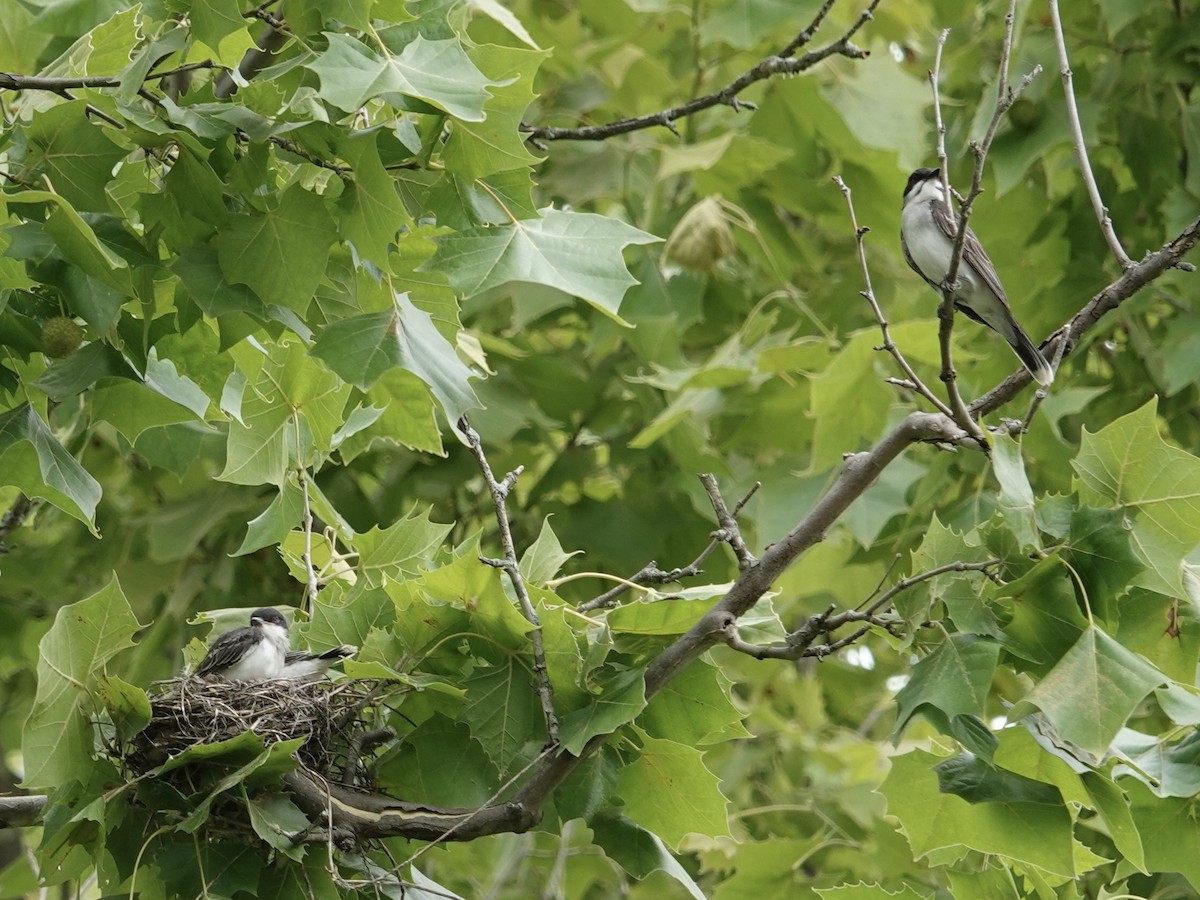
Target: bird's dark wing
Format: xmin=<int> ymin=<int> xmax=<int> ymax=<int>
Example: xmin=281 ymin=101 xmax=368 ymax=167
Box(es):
xmin=195 ymin=626 xmax=256 ymax=676
xmin=930 ymin=199 xmax=1012 ymax=308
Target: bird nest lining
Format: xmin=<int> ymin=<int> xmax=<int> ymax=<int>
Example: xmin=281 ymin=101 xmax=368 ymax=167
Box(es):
xmin=124 ymin=676 xmax=382 ymax=777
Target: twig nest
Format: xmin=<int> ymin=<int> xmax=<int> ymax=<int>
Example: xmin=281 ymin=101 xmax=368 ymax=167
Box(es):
xmin=124 ymin=677 xmax=374 ymax=777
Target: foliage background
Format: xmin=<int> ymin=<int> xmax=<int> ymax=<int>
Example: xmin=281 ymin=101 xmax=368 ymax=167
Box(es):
xmin=1 ymin=0 xmax=1199 ymax=897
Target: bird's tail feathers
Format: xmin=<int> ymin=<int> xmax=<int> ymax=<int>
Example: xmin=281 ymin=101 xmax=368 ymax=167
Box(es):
xmin=1010 ymin=327 xmax=1054 ymax=386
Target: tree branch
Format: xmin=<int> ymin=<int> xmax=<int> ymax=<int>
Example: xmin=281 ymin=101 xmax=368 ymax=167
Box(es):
xmin=213 ymin=24 xmax=289 ymax=99
xmin=520 ymin=0 xmax=880 ymax=142
xmin=0 ymin=794 xmax=45 ymax=828
xmin=1046 ymin=0 xmax=1133 ymax=269
xmin=458 ymin=417 xmax=559 ymax=744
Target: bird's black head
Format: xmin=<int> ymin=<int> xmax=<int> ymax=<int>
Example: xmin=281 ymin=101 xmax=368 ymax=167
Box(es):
xmin=250 ymin=607 xmax=288 ymax=629
xmin=903 ymin=167 xmax=941 ymax=200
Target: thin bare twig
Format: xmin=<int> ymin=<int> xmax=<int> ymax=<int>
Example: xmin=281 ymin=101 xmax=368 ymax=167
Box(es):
xmin=579 ymin=481 xmax=760 ymax=611
xmin=698 ymin=474 xmax=758 ymax=572
xmin=929 ymin=30 xmax=989 ymax=448
xmin=721 ymin=558 xmax=1001 ymax=660
xmin=1046 ymin=0 xmax=1133 ymax=269
xmin=298 ymin=468 xmax=320 ymax=615
xmin=521 ymin=0 xmax=880 ymax=142
xmin=833 ymin=175 xmax=955 ymax=418
xmin=458 ymin=417 xmax=559 ymax=743
xmin=0 ymin=62 xmax=217 ymax=93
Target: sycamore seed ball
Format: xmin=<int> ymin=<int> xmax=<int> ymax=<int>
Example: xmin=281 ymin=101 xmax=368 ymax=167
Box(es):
xmin=41 ymin=316 xmax=84 ymax=358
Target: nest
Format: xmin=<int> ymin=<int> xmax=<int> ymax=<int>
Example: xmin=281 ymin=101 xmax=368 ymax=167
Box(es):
xmin=124 ymin=676 xmax=389 ymax=780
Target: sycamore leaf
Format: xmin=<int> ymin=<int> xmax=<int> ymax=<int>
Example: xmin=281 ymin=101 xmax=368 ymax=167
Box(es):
xmin=614 ymin=734 xmax=730 ymax=848
xmin=6 ymin=191 xmax=132 ymax=294
xmin=880 ymin=749 xmax=1075 ymax=877
xmin=233 ymin=476 xmax=304 ymax=556
xmin=442 ymin=44 xmax=544 ymax=179
xmin=21 ymin=101 xmax=126 ymax=211
xmin=308 ymin=33 xmax=496 ymax=121
xmin=1009 ymin=625 xmax=1166 ymax=758
xmin=22 ymin=577 xmax=140 ymax=790
xmin=425 ymin=208 xmax=660 ymax=319
xmin=216 ymin=185 xmax=335 ymax=314
xmin=1072 ymin=399 xmax=1200 ymax=594
xmin=0 ymin=402 xmax=101 ymax=530
xmin=311 ymin=294 xmax=480 ymax=424
xmin=462 ymin=658 xmax=538 ymax=774
xmin=893 ymin=634 xmax=1001 ymax=738
xmin=336 ymin=130 xmax=413 ymax=265
xmin=590 ymin=814 xmax=707 ymax=899
xmin=559 ymin=668 xmax=647 ymax=755
xmin=519 ymin=516 xmax=581 ymax=585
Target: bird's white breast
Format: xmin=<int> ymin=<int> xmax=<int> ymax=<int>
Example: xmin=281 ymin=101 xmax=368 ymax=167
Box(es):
xmin=223 ymin=622 xmax=288 ymax=680
xmin=902 ymin=181 xmax=983 ymax=297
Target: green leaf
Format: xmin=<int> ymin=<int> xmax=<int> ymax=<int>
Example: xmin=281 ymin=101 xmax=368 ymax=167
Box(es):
xmin=426 ymin=208 xmax=660 ymax=318
xmin=991 ymin=433 xmax=1039 ymax=548
xmin=94 ymin=674 xmax=151 ymax=742
xmin=639 ymin=660 xmax=750 ymax=746
xmin=0 ymin=402 xmax=101 ymax=529
xmin=879 ymin=749 xmax=1075 ymax=877
xmin=1009 ymin=625 xmax=1166 ymax=758
xmin=337 ymin=369 xmax=444 ymax=458
xmin=818 ymin=49 xmax=932 ymax=169
xmin=90 ymin=378 xmax=204 ymax=443
xmin=1081 ymin=772 xmax=1146 ymax=872
xmin=312 ymin=296 xmax=481 ymax=425
xmin=558 ymin=667 xmax=647 ymax=755
xmin=461 ymin=658 xmax=539 ymax=773
xmin=1126 ymin=779 xmax=1200 ymax=885
xmin=22 ymin=576 xmax=139 ymax=790
xmin=217 ymin=184 xmax=335 ymax=313
xmin=308 ymin=33 xmax=496 ymax=120
xmin=355 ymin=506 xmax=452 ymax=586
xmin=809 ymin=324 xmax=939 ymax=470
xmin=246 ymin=793 xmax=310 ymax=861
xmin=615 ymin=734 xmax=730 ymax=847
xmin=189 ymin=0 xmax=247 ymax=49
xmin=590 ymin=814 xmax=707 ymax=899
xmin=335 ymin=130 xmax=413 ymax=265
xmin=933 ymin=753 xmax=1061 ymax=805
xmin=232 ymin=477 xmax=304 ymax=556
xmin=442 ymin=44 xmax=544 ymax=179
xmin=178 ymin=737 xmax=305 ymax=832
xmin=519 ymin=516 xmax=580 ymax=585
xmin=21 ymin=101 xmax=126 ymax=211
xmin=376 ymin=715 xmax=498 ymax=807
xmin=1072 ymin=399 xmax=1200 ymax=594
xmin=217 ymin=388 xmax=295 ymax=486
xmin=893 ymin=634 xmax=1001 ymax=739
xmin=6 ymin=191 xmax=132 ymax=294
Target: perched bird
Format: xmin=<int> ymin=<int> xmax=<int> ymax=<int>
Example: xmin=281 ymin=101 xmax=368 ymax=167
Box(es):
xmin=281 ymin=644 xmax=357 ymax=681
xmin=194 ymin=607 xmax=290 ymax=680
xmin=900 ymin=167 xmax=1054 ymax=385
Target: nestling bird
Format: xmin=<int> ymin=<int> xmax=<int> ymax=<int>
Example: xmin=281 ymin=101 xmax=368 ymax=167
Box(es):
xmin=900 ymin=167 xmax=1054 ymax=385
xmin=194 ymin=607 xmax=291 ymax=680
xmin=194 ymin=606 xmax=357 ymax=681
